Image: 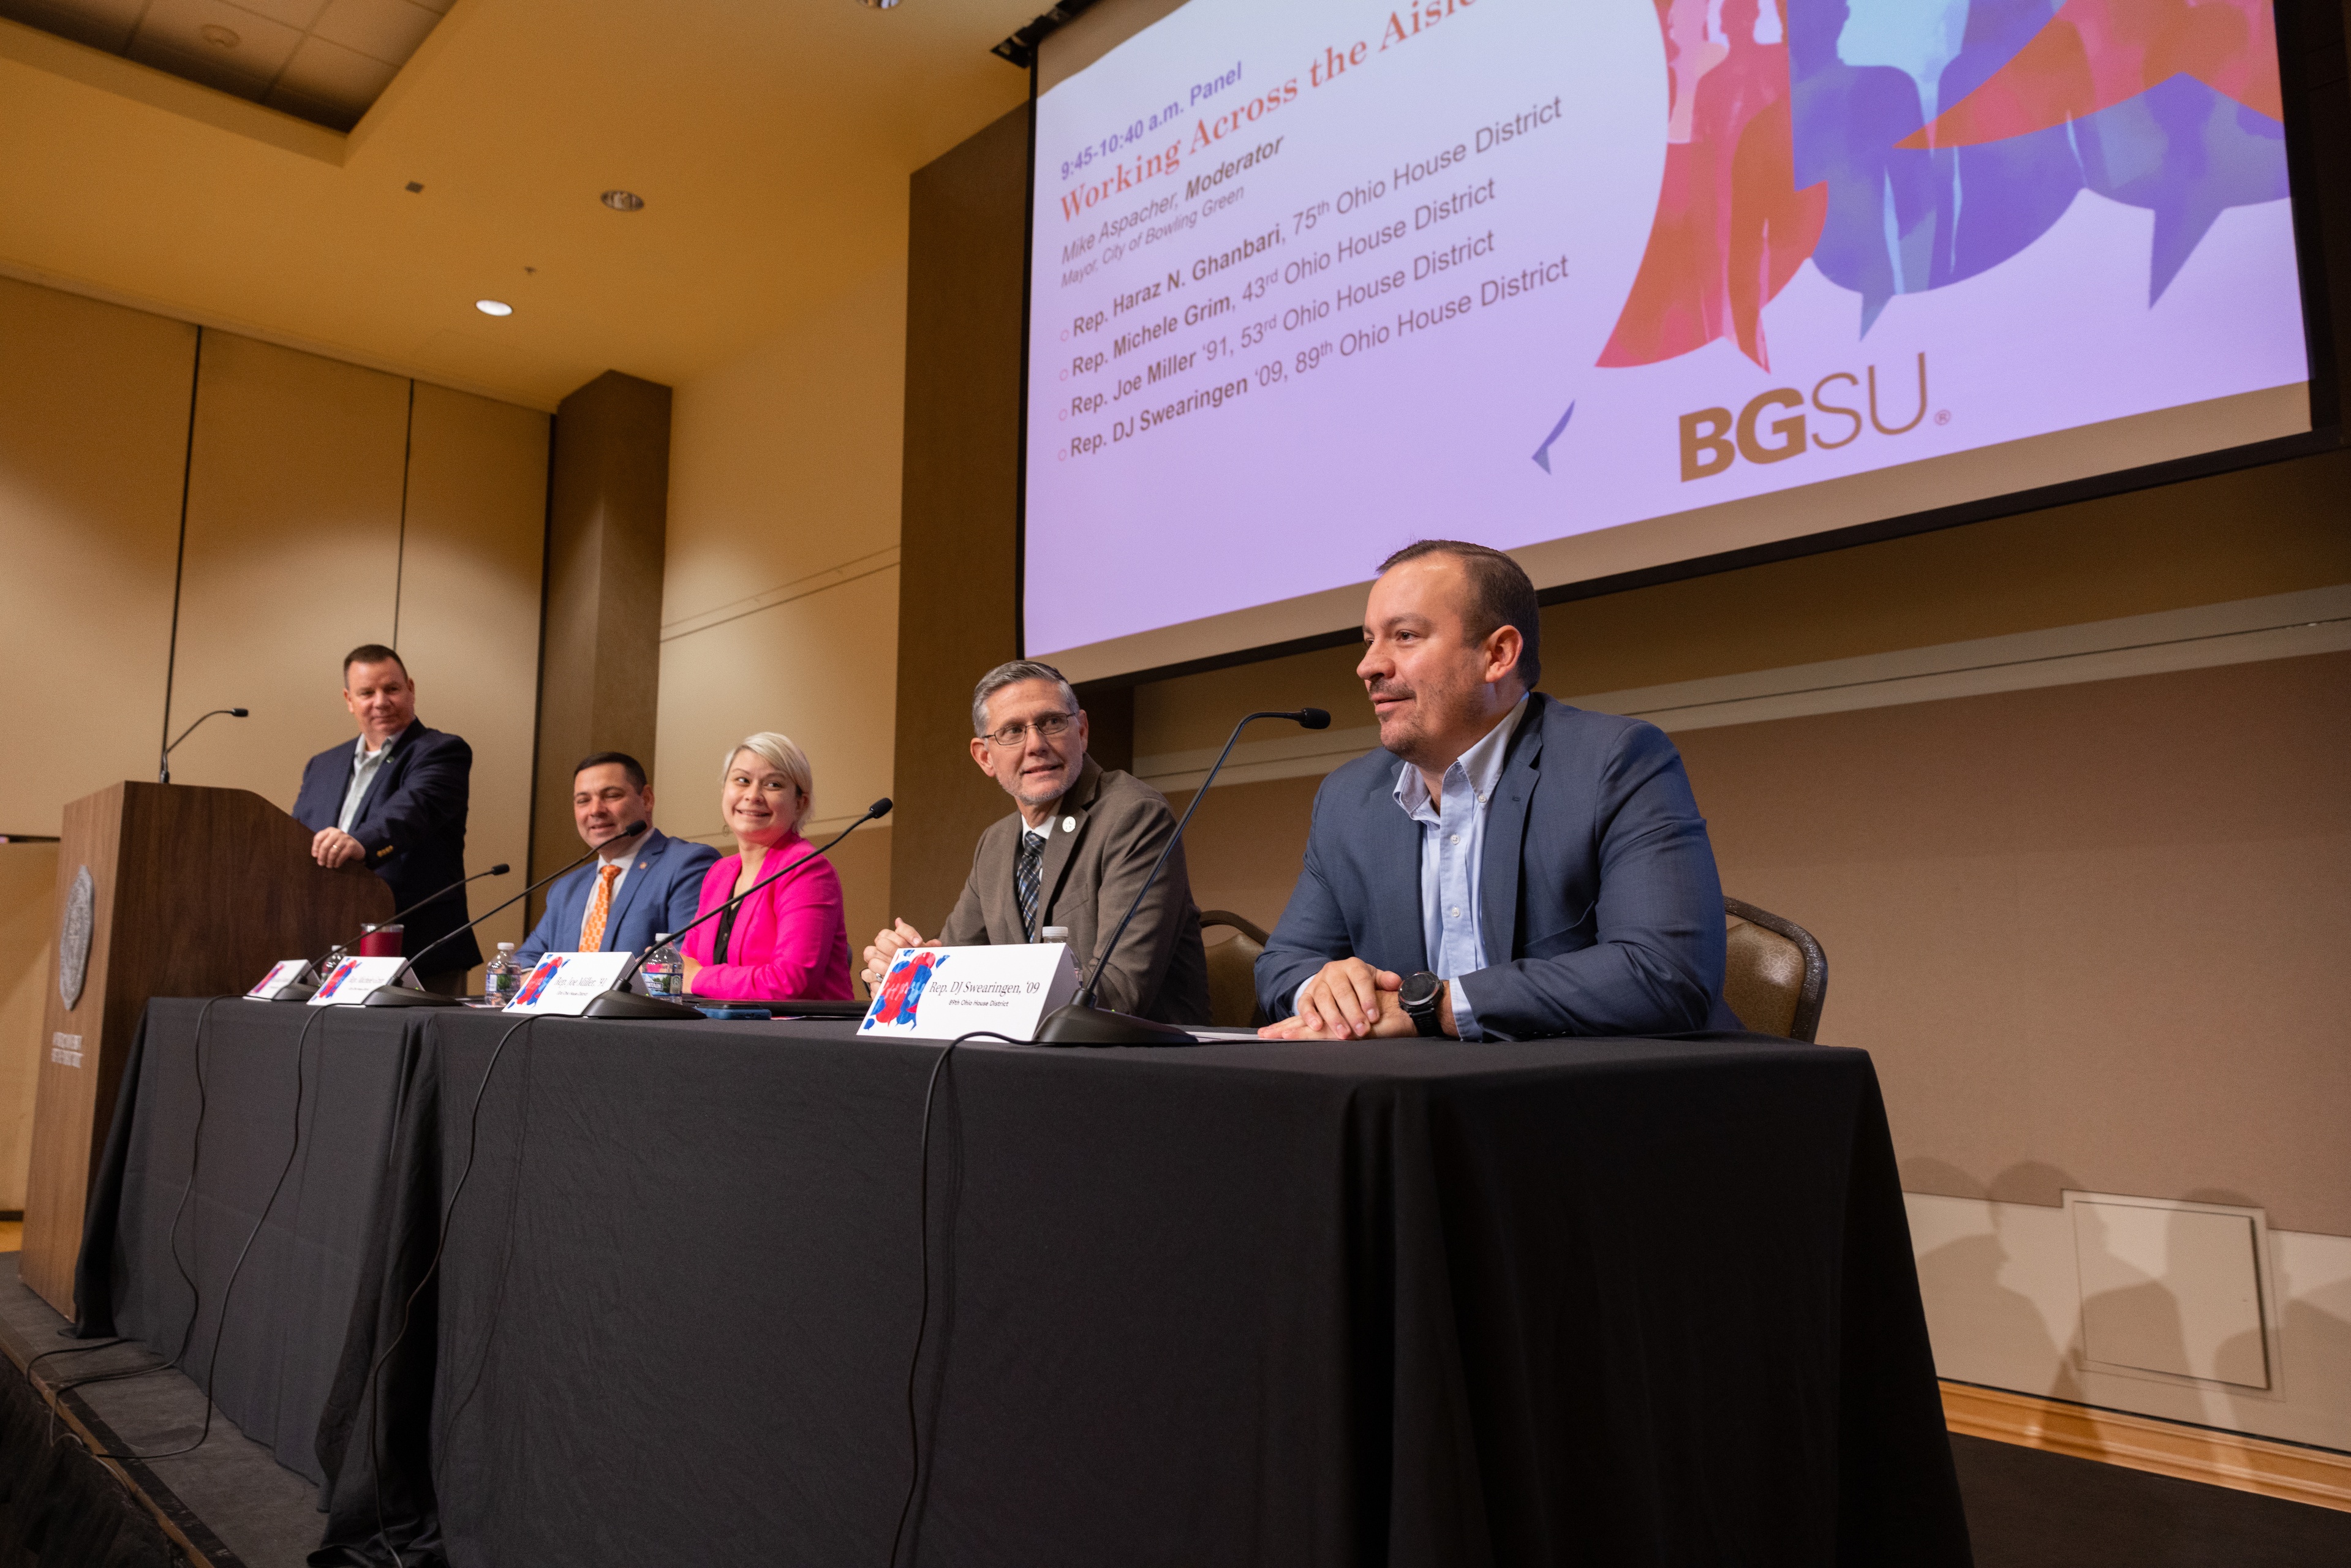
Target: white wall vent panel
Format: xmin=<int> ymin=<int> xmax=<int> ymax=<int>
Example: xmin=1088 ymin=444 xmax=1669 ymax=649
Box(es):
xmin=2066 ymin=1192 xmax=2274 ymax=1391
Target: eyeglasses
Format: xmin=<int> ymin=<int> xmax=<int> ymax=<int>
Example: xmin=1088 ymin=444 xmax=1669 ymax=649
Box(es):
xmin=983 ymin=712 xmax=1076 ymax=748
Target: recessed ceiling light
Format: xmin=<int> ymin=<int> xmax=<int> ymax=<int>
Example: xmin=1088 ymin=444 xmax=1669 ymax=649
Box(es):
xmin=601 ymin=190 xmax=645 ymax=212
xmin=475 ymin=300 xmax=513 ymax=317
xmin=201 ymin=23 xmax=240 ymax=47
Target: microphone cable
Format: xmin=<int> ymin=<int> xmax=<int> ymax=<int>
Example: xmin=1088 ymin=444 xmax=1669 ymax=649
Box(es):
xmin=50 ymin=1001 xmax=331 ymax=1464
xmin=887 ymin=1029 xmax=1017 ymax=1568
xmin=18 ymin=993 xmax=234 ymax=1396
xmin=363 ymin=1011 xmax=540 ymax=1568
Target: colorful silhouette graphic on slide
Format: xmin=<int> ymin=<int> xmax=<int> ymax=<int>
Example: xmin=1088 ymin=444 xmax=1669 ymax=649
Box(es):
xmin=1600 ymin=0 xmax=2290 ymax=370
xmin=864 ymin=951 xmax=948 ymax=1030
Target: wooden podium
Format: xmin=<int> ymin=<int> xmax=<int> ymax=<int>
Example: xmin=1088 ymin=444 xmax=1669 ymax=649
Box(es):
xmin=20 ymin=782 xmax=392 ymax=1317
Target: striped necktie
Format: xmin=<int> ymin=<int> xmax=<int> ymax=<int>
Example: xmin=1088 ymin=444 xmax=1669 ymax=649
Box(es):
xmin=579 ymin=864 xmax=622 ymax=951
xmin=1014 ymin=831 xmax=1045 ymax=940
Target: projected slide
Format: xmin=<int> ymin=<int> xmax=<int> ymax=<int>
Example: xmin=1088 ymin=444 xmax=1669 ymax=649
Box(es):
xmin=1024 ymin=0 xmax=2309 ymax=677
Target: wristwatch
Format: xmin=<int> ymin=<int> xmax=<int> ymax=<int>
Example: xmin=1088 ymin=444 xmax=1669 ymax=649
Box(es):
xmin=1399 ymin=970 xmax=1447 ymax=1039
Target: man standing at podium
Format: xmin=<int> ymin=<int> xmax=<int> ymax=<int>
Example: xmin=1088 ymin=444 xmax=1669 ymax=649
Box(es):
xmin=292 ymin=644 xmax=478 ymax=995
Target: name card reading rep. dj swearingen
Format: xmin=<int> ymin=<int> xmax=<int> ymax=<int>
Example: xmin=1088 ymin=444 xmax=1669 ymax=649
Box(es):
xmin=308 ymin=956 xmax=410 ymax=1005
xmin=248 ymin=960 xmax=311 ymax=1000
xmin=859 ymin=944 xmax=1081 ymax=1042
xmin=503 ymin=951 xmax=640 ymax=1016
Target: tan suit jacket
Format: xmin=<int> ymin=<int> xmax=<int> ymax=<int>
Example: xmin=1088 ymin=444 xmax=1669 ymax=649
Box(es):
xmin=938 ymin=756 xmax=1211 ymax=1025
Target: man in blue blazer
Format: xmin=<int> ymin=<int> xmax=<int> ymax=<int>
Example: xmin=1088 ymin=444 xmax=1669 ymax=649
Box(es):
xmin=1256 ymin=541 xmax=1739 ymax=1042
xmin=292 ymin=645 xmax=479 ymax=992
xmin=513 ymin=752 xmax=719 ymax=970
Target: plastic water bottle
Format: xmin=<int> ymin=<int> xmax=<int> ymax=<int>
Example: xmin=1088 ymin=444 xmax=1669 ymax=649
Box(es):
xmin=483 ymin=942 xmax=519 ymax=1006
xmin=642 ymin=935 xmax=684 ymax=998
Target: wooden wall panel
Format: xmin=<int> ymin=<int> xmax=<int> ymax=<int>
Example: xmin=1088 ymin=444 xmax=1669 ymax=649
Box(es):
xmin=396 ymin=383 xmax=551 ymax=959
xmin=163 ymin=333 xmax=407 ymax=806
xmin=891 ymin=103 xmax=1030 ymax=934
xmin=0 ymin=843 xmax=59 ymax=1212
xmin=0 ymin=276 xmax=192 ymax=830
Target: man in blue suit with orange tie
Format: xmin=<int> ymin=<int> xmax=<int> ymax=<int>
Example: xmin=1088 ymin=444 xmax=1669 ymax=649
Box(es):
xmin=514 ymin=752 xmax=719 ymax=971
xmin=1256 ymin=540 xmax=1740 ymax=1042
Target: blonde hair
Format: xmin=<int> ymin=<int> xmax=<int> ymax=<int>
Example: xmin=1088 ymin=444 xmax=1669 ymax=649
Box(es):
xmin=721 ymin=732 xmax=813 ymax=831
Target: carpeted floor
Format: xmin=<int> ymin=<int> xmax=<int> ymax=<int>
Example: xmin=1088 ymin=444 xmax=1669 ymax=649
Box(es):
xmin=7 ymin=1242 xmax=2345 ymax=1566
xmin=1953 ymin=1433 xmax=2351 ymax=1567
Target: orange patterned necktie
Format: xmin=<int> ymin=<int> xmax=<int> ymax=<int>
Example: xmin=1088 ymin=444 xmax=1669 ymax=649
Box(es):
xmin=579 ymin=864 xmax=622 ymax=951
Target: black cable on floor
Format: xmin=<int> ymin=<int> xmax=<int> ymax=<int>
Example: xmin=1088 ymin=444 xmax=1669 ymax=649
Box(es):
xmin=20 ymin=993 xmax=235 ymax=1398
xmin=887 ymin=1030 xmax=1014 ymax=1568
xmin=365 ymin=1011 xmax=539 ymax=1568
xmin=56 ymin=1001 xmax=327 ymax=1463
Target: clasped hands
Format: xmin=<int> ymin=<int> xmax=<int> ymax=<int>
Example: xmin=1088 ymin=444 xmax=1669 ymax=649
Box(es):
xmin=1257 ymin=957 xmax=1455 ymax=1041
xmin=310 ymin=827 xmax=367 ymax=869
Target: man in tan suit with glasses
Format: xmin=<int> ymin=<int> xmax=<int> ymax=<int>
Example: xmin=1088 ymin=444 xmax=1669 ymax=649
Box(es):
xmin=861 ymin=660 xmax=1210 ymax=1025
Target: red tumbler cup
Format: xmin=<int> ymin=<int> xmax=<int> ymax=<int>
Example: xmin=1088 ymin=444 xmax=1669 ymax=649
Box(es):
xmin=358 ymin=923 xmax=404 ymax=957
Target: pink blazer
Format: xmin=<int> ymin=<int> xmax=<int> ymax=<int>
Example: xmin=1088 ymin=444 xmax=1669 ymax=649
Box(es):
xmin=681 ymin=839 xmax=853 ymax=1001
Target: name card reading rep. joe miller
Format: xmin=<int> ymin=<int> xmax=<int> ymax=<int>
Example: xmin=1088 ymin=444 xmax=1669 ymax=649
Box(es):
xmin=504 ymin=951 xmax=640 ymax=1017
xmin=859 ymin=944 xmax=1081 ymax=1042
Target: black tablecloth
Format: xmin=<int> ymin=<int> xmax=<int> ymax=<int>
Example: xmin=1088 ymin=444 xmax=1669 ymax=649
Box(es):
xmin=301 ymin=1013 xmax=1968 ymax=1568
xmin=74 ymin=998 xmax=427 ymax=1490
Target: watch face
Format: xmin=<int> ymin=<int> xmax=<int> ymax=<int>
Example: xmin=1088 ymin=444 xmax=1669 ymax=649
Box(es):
xmin=1402 ymin=971 xmax=1441 ymax=1009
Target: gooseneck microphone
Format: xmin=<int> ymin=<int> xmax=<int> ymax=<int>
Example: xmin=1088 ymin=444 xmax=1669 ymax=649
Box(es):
xmin=360 ymin=822 xmax=647 ymax=1007
xmin=1037 ymin=707 xmax=1330 ymax=1047
xmin=582 ymin=799 xmax=894 ymax=1019
xmin=273 ymin=864 xmax=513 ymax=1002
xmin=159 ymin=707 xmax=249 ymax=783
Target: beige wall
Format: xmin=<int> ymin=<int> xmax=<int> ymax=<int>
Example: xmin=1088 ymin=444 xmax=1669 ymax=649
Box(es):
xmin=0 ymin=843 xmax=59 ymax=1210
xmin=656 ymin=265 xmax=909 ymax=962
xmin=0 ymin=276 xmax=549 ymax=996
xmin=0 ymin=276 xmax=193 ymax=824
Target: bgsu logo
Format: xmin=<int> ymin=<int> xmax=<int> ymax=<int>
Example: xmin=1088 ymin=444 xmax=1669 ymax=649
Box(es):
xmin=865 ymin=950 xmax=947 ymax=1029
xmin=1680 ymin=353 xmax=1930 ymax=481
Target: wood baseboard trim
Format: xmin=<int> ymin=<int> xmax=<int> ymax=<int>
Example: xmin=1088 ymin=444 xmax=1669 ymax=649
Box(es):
xmin=1941 ymin=1380 xmax=2351 ymax=1513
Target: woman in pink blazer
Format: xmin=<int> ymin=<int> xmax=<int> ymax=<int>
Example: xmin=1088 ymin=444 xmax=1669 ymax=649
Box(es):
xmin=679 ymin=731 xmax=854 ymax=1001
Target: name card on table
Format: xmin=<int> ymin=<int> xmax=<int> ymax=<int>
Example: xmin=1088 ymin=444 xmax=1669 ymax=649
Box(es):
xmin=247 ymin=960 xmax=311 ymax=1000
xmin=308 ymin=956 xmax=409 ymax=1005
xmin=504 ymin=951 xmax=639 ymax=1016
xmin=859 ymin=944 xmax=1080 ymax=1041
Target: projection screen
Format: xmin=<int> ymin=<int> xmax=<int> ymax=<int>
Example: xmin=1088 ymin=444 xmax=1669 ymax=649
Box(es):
xmin=1021 ymin=0 xmax=2317 ymax=682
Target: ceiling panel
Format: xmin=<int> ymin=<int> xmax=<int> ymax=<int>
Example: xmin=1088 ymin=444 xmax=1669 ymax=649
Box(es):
xmin=2 ymin=0 xmax=442 ymax=127
xmin=0 ymin=0 xmax=1039 ymax=407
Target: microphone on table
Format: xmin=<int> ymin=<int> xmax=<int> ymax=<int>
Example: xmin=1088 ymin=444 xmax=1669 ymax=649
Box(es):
xmin=1037 ymin=707 xmax=1331 ymax=1047
xmin=582 ymin=798 xmax=894 ymax=1019
xmin=272 ymin=863 xmax=513 ymax=1003
xmin=159 ymin=707 xmax=248 ymax=784
xmin=361 ymin=822 xmax=648 ymax=1007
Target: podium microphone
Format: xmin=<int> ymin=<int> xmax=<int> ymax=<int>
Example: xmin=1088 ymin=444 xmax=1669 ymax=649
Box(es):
xmin=363 ymin=822 xmax=647 ymax=1007
xmin=1038 ymin=707 xmax=1330 ymax=1047
xmin=159 ymin=707 xmax=248 ymax=784
xmin=582 ymin=798 xmax=893 ymax=1019
xmin=274 ymin=864 xmax=511 ymax=1002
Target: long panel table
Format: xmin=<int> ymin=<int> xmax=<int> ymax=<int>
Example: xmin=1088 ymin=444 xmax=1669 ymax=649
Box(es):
xmin=81 ymin=1001 xmax=1971 ymax=1567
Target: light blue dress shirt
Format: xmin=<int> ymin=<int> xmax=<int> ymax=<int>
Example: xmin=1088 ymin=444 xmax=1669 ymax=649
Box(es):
xmin=336 ymin=726 xmax=406 ymax=833
xmin=1390 ymin=695 xmax=1529 ymax=1042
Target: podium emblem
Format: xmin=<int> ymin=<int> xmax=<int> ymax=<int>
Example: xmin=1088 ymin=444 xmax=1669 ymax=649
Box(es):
xmin=58 ymin=865 xmax=94 ymax=1011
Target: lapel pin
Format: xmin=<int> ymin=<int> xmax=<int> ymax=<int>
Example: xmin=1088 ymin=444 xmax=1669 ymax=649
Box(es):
xmin=1062 ymin=816 xmax=1077 ymax=833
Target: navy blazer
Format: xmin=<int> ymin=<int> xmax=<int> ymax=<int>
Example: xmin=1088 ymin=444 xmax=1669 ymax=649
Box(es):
xmin=512 ymin=828 xmax=720 ymax=967
xmin=292 ymin=722 xmax=480 ymax=974
xmin=1256 ymin=694 xmax=1739 ymax=1040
